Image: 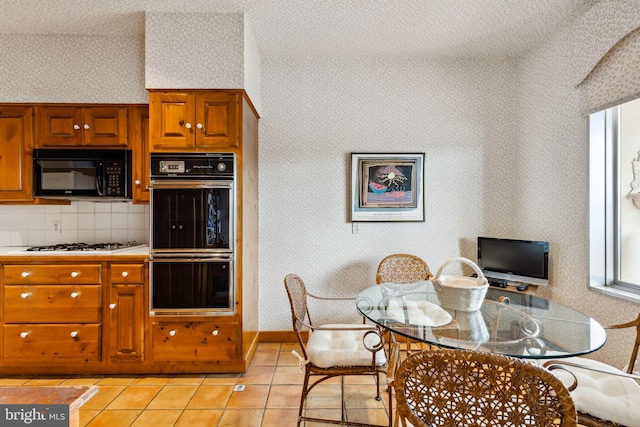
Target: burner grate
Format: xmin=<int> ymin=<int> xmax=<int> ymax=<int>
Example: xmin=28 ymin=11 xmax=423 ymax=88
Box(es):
xmin=26 ymin=242 xmax=126 ymax=252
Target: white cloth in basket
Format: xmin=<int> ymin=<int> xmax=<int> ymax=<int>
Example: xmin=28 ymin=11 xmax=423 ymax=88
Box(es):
xmin=385 ymin=299 xmax=452 ymax=327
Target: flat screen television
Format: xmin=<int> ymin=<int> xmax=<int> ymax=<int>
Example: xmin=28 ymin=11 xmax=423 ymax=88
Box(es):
xmin=477 ymin=237 xmax=549 ymax=286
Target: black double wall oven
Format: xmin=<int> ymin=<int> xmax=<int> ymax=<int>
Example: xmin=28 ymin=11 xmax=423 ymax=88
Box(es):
xmin=149 ymin=153 xmax=235 ymax=316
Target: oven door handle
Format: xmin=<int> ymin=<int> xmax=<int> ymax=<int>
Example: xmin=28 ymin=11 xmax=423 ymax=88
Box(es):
xmin=148 ymin=256 xmax=233 ymax=263
xmin=149 ymin=180 xmax=233 ymax=190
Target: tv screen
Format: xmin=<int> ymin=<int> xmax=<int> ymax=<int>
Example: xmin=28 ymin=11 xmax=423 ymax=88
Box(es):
xmin=477 ymin=237 xmax=549 ymax=286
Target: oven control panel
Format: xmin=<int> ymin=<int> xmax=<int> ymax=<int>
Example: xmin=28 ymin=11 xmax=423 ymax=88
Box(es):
xmin=151 ymin=153 xmax=234 ymax=179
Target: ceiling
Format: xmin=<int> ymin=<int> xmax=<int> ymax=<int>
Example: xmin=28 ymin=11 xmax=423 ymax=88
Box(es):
xmin=0 ymin=0 xmax=598 ymax=57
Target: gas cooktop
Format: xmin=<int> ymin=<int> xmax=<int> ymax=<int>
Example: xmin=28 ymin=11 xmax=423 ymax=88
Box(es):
xmin=8 ymin=242 xmax=145 ymax=254
xmin=26 ymin=242 xmax=134 ymax=252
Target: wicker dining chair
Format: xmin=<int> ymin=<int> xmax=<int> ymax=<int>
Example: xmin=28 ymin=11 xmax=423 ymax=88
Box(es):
xmin=376 ymin=254 xmax=434 ymax=353
xmin=376 ymin=253 xmax=433 ymax=285
xmin=393 ymin=349 xmax=577 ymax=427
xmin=543 ymin=312 xmax=640 ymax=427
xmin=283 ymin=273 xmax=394 ymax=427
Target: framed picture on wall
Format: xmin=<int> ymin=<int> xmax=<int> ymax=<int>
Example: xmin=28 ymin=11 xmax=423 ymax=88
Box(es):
xmin=350 ymin=152 xmax=425 ymax=222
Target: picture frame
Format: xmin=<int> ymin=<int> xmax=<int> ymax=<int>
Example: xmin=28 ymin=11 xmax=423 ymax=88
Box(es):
xmin=350 ymin=152 xmax=425 ymax=222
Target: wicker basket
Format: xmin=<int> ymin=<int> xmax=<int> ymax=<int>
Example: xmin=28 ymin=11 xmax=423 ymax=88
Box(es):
xmin=432 ymin=257 xmax=489 ymax=312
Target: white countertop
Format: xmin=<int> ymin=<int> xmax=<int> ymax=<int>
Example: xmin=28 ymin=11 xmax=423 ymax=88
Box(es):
xmin=0 ymin=245 xmax=150 ymax=256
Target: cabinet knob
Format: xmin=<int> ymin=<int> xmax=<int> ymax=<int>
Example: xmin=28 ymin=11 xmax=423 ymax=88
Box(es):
xmin=21 ymin=271 xmax=30 ymax=278
xmin=196 ymin=123 xmax=205 ymax=133
xmin=70 ymin=331 xmax=78 ymax=338
xmin=212 ymin=329 xmax=219 ymax=336
xmin=134 ymin=179 xmax=141 ymax=186
xmin=185 ymin=123 xmax=192 ymax=129
xmin=169 ymin=330 xmax=177 ymax=336
xmin=83 ymin=124 xmax=90 ymax=130
xmin=70 ymin=292 xmax=80 ymax=298
xmin=20 ymin=331 xmax=30 ymax=338
xmin=121 ymin=271 xmax=129 ymax=277
xmin=70 ymin=271 xmax=79 ymax=278
xmin=20 ymin=292 xmax=29 ymax=299
xmin=73 ymin=124 xmax=81 ymax=130
xmin=109 ymin=303 xmax=116 ymax=309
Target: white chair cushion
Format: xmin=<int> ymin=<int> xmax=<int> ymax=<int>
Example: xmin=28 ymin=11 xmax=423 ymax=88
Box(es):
xmin=550 ymin=357 xmax=640 ymax=427
xmin=306 ymin=324 xmax=387 ymax=369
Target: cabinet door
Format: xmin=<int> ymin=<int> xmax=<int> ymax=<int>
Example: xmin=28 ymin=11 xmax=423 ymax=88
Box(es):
xmin=196 ymin=92 xmax=239 ymax=148
xmin=0 ymin=106 xmax=34 ymax=201
xmin=83 ymin=106 xmax=128 ymax=146
xmin=130 ymin=106 xmax=150 ymax=203
xmin=109 ymin=284 xmax=144 ymax=362
xmin=36 ymin=106 xmax=83 ymax=146
xmin=149 ymin=92 xmax=196 ymax=150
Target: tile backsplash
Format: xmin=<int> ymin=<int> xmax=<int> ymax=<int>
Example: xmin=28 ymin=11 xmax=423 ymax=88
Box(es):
xmin=0 ymin=202 xmax=149 ymax=247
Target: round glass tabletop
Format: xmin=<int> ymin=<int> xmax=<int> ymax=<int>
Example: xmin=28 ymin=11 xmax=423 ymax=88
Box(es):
xmin=356 ymin=281 xmax=606 ymax=359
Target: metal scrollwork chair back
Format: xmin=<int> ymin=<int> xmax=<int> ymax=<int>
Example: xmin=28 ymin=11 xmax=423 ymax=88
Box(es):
xmin=283 ymin=273 xmax=393 ymax=427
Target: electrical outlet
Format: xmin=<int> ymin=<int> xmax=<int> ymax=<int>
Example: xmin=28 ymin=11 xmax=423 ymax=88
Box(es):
xmin=352 ymin=223 xmax=360 ymax=234
xmin=52 ymin=220 xmax=61 ymax=234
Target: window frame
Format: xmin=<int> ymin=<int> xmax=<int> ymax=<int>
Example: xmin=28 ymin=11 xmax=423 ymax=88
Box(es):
xmin=589 ymin=106 xmax=640 ymax=302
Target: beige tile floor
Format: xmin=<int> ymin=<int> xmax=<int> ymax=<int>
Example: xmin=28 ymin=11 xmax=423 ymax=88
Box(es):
xmin=0 ymin=342 xmax=392 ymax=427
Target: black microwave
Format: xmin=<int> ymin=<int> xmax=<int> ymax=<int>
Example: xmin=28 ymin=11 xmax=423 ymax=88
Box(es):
xmin=33 ymin=149 xmax=132 ymax=200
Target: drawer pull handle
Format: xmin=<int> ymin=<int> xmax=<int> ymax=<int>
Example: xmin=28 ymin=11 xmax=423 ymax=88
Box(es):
xmin=70 ymin=271 xmax=79 ymax=278
xmin=21 ymin=272 xmax=30 ymax=278
xmin=70 ymin=292 xmax=80 ymax=298
xmin=20 ymin=292 xmax=30 ymax=299
xmin=70 ymin=331 xmax=78 ymax=338
xmin=121 ymin=271 xmax=129 ymax=277
xmin=212 ymin=329 xmax=219 ymax=336
xmin=169 ymin=330 xmax=177 ymax=336
xmin=109 ymin=303 xmax=116 ymax=309
xmin=19 ymin=331 xmax=30 ymax=338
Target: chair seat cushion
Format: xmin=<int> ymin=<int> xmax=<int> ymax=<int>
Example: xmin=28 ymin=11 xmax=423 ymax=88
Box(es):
xmin=551 ymin=357 xmax=640 ymax=427
xmin=306 ymin=324 xmax=387 ymax=369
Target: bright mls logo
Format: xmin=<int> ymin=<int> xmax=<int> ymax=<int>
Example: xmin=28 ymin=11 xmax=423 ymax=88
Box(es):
xmin=0 ymin=405 xmax=69 ymax=426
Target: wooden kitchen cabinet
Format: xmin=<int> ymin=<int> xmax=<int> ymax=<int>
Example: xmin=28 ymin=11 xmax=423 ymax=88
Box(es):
xmin=0 ymin=105 xmax=34 ymax=202
xmin=2 ymin=263 xmax=103 ymax=365
xmin=149 ymin=90 xmax=239 ymax=151
xmin=108 ymin=263 xmax=145 ymax=362
xmin=152 ymin=320 xmax=239 ymax=362
xmin=129 ymin=106 xmax=150 ymax=203
xmin=36 ymin=105 xmax=128 ymax=147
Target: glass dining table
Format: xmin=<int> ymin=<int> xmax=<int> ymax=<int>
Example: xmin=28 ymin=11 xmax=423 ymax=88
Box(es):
xmin=355 ymin=281 xmax=607 ymax=359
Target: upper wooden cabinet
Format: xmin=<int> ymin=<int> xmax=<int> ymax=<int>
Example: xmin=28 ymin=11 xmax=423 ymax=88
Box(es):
xmin=149 ymin=91 xmax=240 ymax=151
xmin=129 ymin=106 xmax=150 ymax=204
xmin=0 ymin=106 xmax=34 ymax=202
xmin=36 ymin=105 xmax=128 ymax=147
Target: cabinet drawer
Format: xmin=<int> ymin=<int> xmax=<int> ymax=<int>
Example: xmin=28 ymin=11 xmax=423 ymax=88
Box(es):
xmin=110 ymin=264 xmax=144 ymax=283
xmin=152 ymin=321 xmax=239 ymax=362
xmin=4 ymin=285 xmax=100 ymax=323
xmin=3 ymin=324 xmax=101 ymax=362
xmin=4 ymin=264 xmax=102 ymax=285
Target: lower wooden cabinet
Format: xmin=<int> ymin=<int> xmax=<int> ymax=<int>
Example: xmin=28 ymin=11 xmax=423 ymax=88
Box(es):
xmin=108 ymin=263 xmax=145 ymax=363
xmin=0 ymin=258 xmax=256 ymax=374
xmin=152 ymin=320 xmax=239 ymax=362
xmin=3 ymin=324 xmax=101 ymax=362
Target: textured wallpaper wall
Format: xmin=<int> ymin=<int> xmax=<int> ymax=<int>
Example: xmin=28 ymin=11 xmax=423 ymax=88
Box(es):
xmin=258 ymin=56 xmax=520 ymax=330
xmin=0 ymin=33 xmax=147 ymax=103
xmin=145 ymin=12 xmax=244 ymax=90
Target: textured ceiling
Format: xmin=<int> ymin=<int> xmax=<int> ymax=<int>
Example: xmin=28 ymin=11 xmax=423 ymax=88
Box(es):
xmin=0 ymin=0 xmax=598 ymax=57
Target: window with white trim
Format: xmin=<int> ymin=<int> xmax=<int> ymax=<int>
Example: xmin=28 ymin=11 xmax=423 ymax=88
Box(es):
xmin=589 ymin=97 xmax=640 ymax=297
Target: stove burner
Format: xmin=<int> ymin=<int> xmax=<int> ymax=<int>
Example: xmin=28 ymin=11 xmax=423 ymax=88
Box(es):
xmin=26 ymin=242 xmax=128 ymax=252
